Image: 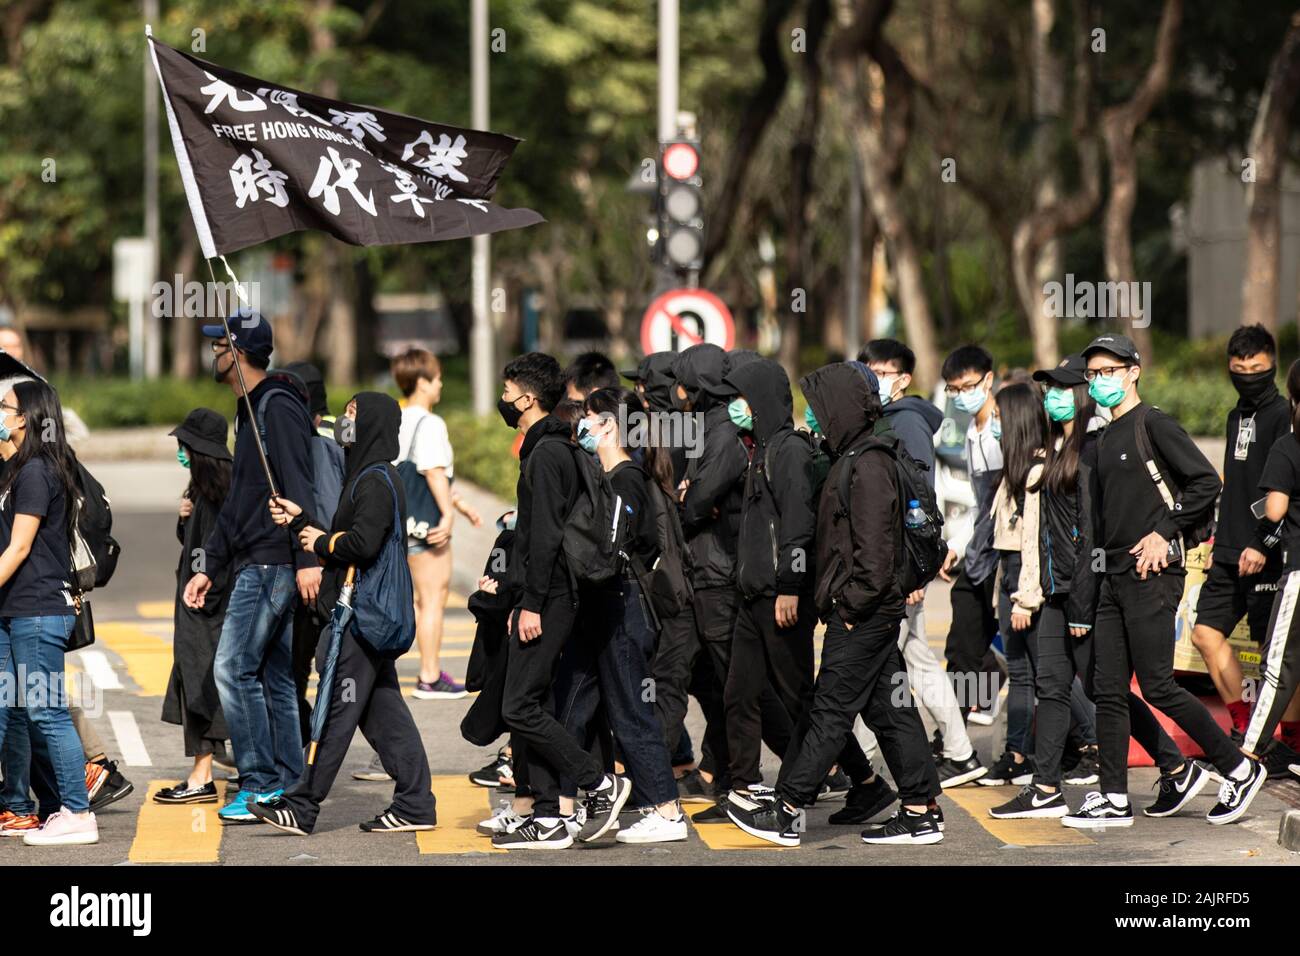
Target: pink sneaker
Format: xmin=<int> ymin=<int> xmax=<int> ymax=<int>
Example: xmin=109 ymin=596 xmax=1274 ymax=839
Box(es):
xmin=23 ymin=808 xmax=99 ymax=846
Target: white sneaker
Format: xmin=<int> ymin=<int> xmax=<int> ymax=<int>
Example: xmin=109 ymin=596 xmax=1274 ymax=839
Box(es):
xmin=615 ymin=809 xmax=689 ymax=844
xmin=476 ymin=800 xmax=525 ymax=836
xmin=23 ymin=808 xmax=98 ymax=846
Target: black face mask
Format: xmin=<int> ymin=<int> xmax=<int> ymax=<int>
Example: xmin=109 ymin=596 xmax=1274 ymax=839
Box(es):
xmin=212 ymin=352 xmax=233 ymax=384
xmin=497 ymin=396 xmax=524 ymax=429
xmin=1230 ymin=368 xmax=1276 ymax=404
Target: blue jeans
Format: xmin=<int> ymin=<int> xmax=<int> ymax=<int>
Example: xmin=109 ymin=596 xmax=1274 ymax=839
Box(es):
xmin=214 ymin=564 xmax=302 ymax=794
xmin=0 ymin=615 xmax=86 ymax=812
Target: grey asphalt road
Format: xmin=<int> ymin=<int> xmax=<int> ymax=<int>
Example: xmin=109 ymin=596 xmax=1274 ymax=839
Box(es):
xmin=21 ymin=504 xmax=1297 ymax=867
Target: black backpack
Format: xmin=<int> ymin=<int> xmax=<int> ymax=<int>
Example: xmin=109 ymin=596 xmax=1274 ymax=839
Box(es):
xmin=763 ymin=430 xmax=830 ymax=502
xmin=836 ymin=436 xmax=946 ymax=593
xmin=69 ymin=454 xmax=120 ymax=591
xmin=526 ymin=436 xmax=625 ymax=590
xmin=631 ymin=481 xmax=693 ymax=624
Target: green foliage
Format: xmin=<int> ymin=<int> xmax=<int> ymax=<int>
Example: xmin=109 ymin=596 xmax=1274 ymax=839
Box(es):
xmin=443 ymin=408 xmax=519 ymax=501
xmin=51 ymin=375 xmax=237 ymax=429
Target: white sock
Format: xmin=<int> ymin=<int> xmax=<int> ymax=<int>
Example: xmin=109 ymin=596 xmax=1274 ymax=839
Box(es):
xmin=535 ymin=816 xmax=561 ymax=827
xmin=1106 ymin=792 xmax=1129 ymax=808
xmin=1230 ymin=759 xmax=1251 ymax=781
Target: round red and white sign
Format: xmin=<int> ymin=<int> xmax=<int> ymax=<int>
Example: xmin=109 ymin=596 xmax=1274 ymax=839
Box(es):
xmin=640 ymin=288 xmax=735 ymax=354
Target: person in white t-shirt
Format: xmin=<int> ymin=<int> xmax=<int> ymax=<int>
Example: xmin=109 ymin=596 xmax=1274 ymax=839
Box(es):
xmin=393 ymin=349 xmax=481 ymax=701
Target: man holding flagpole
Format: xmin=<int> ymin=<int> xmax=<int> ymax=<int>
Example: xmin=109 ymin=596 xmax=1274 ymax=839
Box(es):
xmin=182 ymin=309 xmax=318 ymax=822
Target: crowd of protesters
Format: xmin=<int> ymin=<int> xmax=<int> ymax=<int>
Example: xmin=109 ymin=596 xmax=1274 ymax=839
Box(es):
xmin=2 ymin=311 xmax=1295 ymax=850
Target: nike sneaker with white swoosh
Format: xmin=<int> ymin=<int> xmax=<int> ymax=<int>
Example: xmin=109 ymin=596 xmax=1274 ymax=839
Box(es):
xmin=1143 ymin=760 xmax=1212 ymax=817
xmin=492 ymin=816 xmax=575 ymax=849
xmin=988 ymin=784 xmax=1067 ymax=819
xmin=578 ymin=774 xmax=632 ymax=842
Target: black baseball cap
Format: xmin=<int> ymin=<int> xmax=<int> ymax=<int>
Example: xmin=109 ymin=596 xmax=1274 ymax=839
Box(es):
xmin=1082 ymin=333 xmax=1140 ymax=365
xmin=1033 ymin=353 xmax=1087 ymax=387
xmin=202 ymin=307 xmax=274 ymax=361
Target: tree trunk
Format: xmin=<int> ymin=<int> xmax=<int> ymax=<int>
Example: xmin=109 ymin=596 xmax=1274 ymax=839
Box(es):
xmin=1101 ymin=0 xmax=1182 ymax=362
xmin=169 ymin=230 xmax=198 ymax=378
xmin=1242 ymin=11 xmax=1300 ymax=333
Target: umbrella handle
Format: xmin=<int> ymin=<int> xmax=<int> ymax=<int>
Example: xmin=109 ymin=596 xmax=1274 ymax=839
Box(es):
xmin=345 ymin=566 xmax=357 ymax=586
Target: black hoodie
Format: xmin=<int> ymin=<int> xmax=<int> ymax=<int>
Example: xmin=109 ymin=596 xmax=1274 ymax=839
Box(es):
xmin=674 ymin=344 xmax=749 ymax=588
xmin=725 ymin=358 xmax=816 ymax=599
xmin=1215 ymin=383 xmax=1290 ymax=564
xmin=302 ymin=392 xmax=405 ymax=615
xmin=801 ymin=363 xmax=905 ymax=623
xmin=639 ymin=351 xmax=689 ymax=483
xmin=204 ymin=372 xmax=317 ymax=573
xmin=512 ymin=413 xmax=580 ymax=612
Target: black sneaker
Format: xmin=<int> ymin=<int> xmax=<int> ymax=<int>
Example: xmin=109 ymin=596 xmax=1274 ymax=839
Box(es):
xmin=989 ymin=784 xmax=1067 ymax=819
xmin=1230 ymin=727 xmax=1245 ymax=746
xmin=978 ymin=751 xmax=1033 ymax=786
xmin=676 ymin=768 xmax=713 ymax=804
xmin=725 ymin=790 xmax=800 ymax=847
xmin=827 ymin=776 xmax=896 ymax=825
xmin=1061 ymin=791 xmax=1133 ymax=829
xmin=1062 ymin=746 xmax=1100 ymax=786
xmin=1260 ymin=738 xmax=1300 ymax=778
xmin=937 ymin=752 xmax=988 ymax=788
xmin=930 ymin=803 xmax=945 ymax=831
xmin=152 ymin=780 xmax=218 ymax=805
xmin=690 ymin=802 xmax=731 ymax=823
xmin=817 ymin=768 xmax=851 ymax=802
xmin=1144 ymin=760 xmax=1212 ymax=817
xmin=1060 ymin=744 xmax=1082 ymax=778
xmin=860 ymin=808 xmax=943 ymax=845
xmin=492 ymin=815 xmax=574 ymax=849
xmin=248 ymin=797 xmax=310 ymax=835
xmin=1206 ymin=760 xmax=1267 ymax=825
xmin=578 ymin=774 xmax=632 ymax=842
xmin=468 ymin=749 xmax=513 ymax=788
xmin=931 ymin=730 xmax=945 ymax=759
xmin=89 ymin=759 xmax=134 ymax=812
xmin=358 ymin=809 xmax=436 ymax=832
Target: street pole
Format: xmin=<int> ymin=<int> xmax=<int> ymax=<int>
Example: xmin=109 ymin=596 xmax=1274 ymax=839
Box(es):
xmin=143 ymin=0 xmax=160 ymax=379
xmin=469 ymin=0 xmax=493 ymax=418
xmin=845 ymin=142 xmax=863 ymax=361
xmin=658 ymin=0 xmax=678 ymax=143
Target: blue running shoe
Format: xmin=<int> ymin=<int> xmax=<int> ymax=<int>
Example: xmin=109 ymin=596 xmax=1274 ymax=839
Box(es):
xmin=218 ymin=790 xmax=256 ymax=822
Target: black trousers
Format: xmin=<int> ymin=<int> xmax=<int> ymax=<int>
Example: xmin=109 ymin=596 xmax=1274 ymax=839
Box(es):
xmin=291 ymin=602 xmax=324 ymax=746
xmin=652 ymin=602 xmax=699 ymax=755
xmin=687 ymin=645 xmax=728 ymax=778
xmin=944 ymin=567 xmax=999 ymax=718
xmin=502 ymin=596 xmax=604 ymax=817
xmin=778 ymin=613 xmax=941 ymax=807
xmin=1094 ymin=571 xmax=1243 ymax=793
xmin=1034 ymin=599 xmax=1183 ymax=787
xmin=282 ymin=626 xmax=436 ymax=831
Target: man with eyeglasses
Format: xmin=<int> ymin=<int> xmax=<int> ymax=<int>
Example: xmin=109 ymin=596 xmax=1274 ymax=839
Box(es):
xmin=938 ymin=345 xmax=1004 ymax=729
xmin=1062 ymin=333 xmax=1266 ymax=829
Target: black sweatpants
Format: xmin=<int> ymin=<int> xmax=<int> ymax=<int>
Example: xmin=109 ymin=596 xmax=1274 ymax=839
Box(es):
xmin=1094 ymin=571 xmax=1243 ymax=794
xmin=282 ymin=625 xmax=436 ymax=832
xmin=501 ymin=596 xmax=605 ymax=817
xmin=1243 ymin=569 xmax=1300 ymax=755
xmin=778 ymin=613 xmax=941 ymax=807
xmin=1034 ymin=598 xmax=1183 ymax=787
xmin=944 ymin=567 xmax=998 ymax=718
xmin=652 ymin=603 xmax=699 ymax=754
xmin=291 ymin=602 xmax=324 ymax=745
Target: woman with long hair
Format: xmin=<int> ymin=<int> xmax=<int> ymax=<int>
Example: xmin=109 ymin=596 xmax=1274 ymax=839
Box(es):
xmin=156 ymin=409 xmax=234 ymax=804
xmin=0 ymin=380 xmax=95 ymax=845
xmin=981 ymin=382 xmax=1048 ymax=787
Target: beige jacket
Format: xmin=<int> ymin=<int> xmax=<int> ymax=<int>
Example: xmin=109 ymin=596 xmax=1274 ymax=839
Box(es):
xmin=992 ymin=458 xmax=1044 ymax=616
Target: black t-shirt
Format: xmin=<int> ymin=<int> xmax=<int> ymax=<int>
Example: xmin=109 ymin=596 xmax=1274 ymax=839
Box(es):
xmin=1214 ymin=391 xmax=1290 ymax=563
xmin=0 ymin=457 xmax=75 ymax=617
xmin=1256 ymin=433 xmax=1300 ymax=571
xmin=608 ymin=460 xmax=660 ymax=570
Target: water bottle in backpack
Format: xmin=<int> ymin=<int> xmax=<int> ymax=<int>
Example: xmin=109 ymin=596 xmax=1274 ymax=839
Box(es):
xmin=904 ymin=499 xmax=926 ymax=531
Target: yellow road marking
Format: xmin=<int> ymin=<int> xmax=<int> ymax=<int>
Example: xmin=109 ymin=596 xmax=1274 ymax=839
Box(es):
xmin=943 ymin=786 xmax=1094 ymax=846
xmin=135 ymin=601 xmax=174 ymax=620
xmin=128 ymin=780 xmax=228 ymax=863
xmin=93 ymin=622 xmax=173 ymax=697
xmin=416 ymin=775 xmax=505 ymax=854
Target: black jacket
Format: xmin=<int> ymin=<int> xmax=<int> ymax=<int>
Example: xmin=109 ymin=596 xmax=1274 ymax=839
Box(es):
xmin=727 ymin=358 xmax=816 ymax=599
xmin=512 ymin=415 xmax=580 ymax=612
xmin=462 ymin=526 xmax=516 ymax=747
xmin=292 ymin=392 xmax=406 ymax=616
xmin=1215 ymin=387 xmax=1290 ymax=564
xmin=1039 ymin=430 xmax=1101 ymax=628
xmin=675 ymin=345 xmax=748 ymax=588
xmin=640 ymin=352 xmax=689 ymax=483
xmin=204 ymin=373 xmax=317 ymax=573
xmin=802 ymin=363 xmax=904 ymax=624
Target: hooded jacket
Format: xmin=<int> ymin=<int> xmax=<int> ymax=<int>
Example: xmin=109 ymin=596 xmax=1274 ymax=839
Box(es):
xmin=726 ymin=358 xmax=815 ymax=599
xmin=203 ymin=372 xmax=317 ymax=573
xmin=801 ymin=363 xmax=905 ymax=624
xmin=675 ymin=345 xmax=748 ymax=588
xmin=303 ymin=392 xmax=405 ymax=615
xmin=512 ymin=414 xmax=580 ymax=612
xmin=1039 ymin=430 xmax=1102 ymax=628
xmin=639 ymin=351 xmax=689 ymax=483
xmin=882 ymin=396 xmax=944 ymax=484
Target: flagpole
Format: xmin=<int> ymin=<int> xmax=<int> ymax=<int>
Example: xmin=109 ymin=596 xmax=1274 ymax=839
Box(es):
xmin=202 ymin=255 xmax=280 ymax=498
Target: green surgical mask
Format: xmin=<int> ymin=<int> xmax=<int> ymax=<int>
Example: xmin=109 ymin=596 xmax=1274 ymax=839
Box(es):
xmin=1043 ymin=387 xmax=1075 ymax=422
xmin=728 ymin=397 xmax=753 ymax=432
xmin=804 ymin=406 xmax=820 ymax=433
xmin=1088 ymin=372 xmax=1129 ymax=409
xmin=177 ymin=446 xmax=191 ymax=469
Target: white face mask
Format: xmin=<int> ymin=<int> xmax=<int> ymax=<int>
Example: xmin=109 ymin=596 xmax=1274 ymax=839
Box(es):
xmin=878 ymin=376 xmax=897 ymax=407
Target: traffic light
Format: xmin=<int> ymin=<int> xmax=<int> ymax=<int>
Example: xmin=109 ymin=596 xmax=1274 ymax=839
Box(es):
xmin=658 ymin=140 xmax=703 ymax=273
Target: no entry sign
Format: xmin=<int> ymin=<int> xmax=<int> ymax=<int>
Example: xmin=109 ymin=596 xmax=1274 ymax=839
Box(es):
xmin=640 ymin=288 xmax=735 ymax=353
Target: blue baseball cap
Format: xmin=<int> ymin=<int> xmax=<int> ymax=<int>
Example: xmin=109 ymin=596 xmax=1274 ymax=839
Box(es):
xmin=202 ymin=307 xmax=273 ymax=361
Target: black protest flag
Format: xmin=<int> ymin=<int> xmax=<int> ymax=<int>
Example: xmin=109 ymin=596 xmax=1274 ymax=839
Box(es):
xmin=146 ymin=33 xmax=544 ymax=259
